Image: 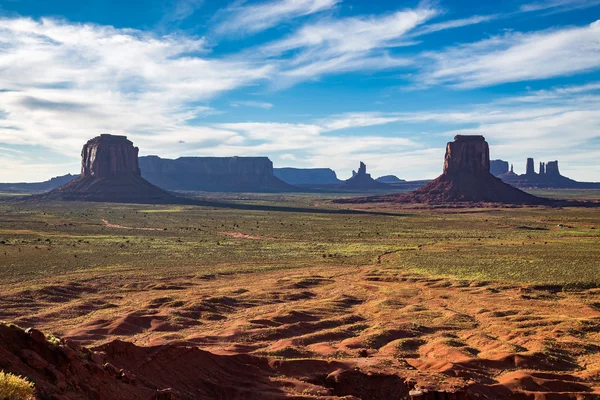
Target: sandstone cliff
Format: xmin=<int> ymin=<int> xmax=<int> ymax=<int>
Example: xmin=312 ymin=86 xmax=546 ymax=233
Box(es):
xmin=139 ymin=156 xmax=294 ymax=192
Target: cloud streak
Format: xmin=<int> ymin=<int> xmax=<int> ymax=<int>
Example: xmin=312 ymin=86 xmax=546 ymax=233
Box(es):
xmin=216 ymin=0 xmax=340 ymax=35
xmin=419 ymin=20 xmax=600 ymax=88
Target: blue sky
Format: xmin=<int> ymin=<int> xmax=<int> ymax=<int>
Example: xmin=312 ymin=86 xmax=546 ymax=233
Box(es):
xmin=0 ymin=0 xmax=599 ymax=182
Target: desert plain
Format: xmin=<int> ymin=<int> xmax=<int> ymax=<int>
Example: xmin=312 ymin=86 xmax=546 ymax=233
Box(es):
xmin=1 ymin=191 xmax=600 ymax=399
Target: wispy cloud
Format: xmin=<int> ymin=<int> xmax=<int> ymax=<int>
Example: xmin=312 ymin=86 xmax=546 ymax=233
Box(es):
xmin=230 ymin=100 xmax=274 ymax=110
xmin=520 ymin=0 xmax=600 ymax=13
xmin=419 ymin=20 xmax=600 ymax=88
xmin=411 ymin=14 xmax=498 ymax=36
xmin=260 ymin=6 xmax=437 ymax=86
xmin=161 ymin=0 xmax=204 ymax=24
xmin=0 ymin=17 xmax=272 ymax=164
xmin=216 ymin=0 xmax=340 ymax=35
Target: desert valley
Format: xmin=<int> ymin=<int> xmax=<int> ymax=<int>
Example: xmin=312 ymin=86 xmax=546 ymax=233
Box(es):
xmin=1 ymin=1 xmax=600 ymax=399
xmin=0 ymin=133 xmax=599 ymax=400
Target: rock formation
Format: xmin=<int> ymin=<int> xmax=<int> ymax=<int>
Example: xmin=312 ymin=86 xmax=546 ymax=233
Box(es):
xmin=500 ymin=158 xmax=600 ymax=189
xmin=375 ymin=175 xmax=406 ymax=184
xmin=273 ymin=167 xmax=342 ymax=185
xmin=41 ymin=135 xmax=177 ymax=203
xmin=338 ymin=136 xmax=546 ymax=204
xmin=139 ymin=156 xmax=294 ymax=192
xmin=490 ymin=160 xmax=509 ymax=177
xmin=337 ymin=162 xmax=389 ymax=190
xmin=546 ymin=160 xmax=560 ymax=176
xmin=526 ymin=158 xmax=536 ymax=176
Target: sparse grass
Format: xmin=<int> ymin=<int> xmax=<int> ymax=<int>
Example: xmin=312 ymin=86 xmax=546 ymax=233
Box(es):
xmin=0 ymin=371 xmax=36 ymax=400
xmin=0 ymin=194 xmax=598 ymax=288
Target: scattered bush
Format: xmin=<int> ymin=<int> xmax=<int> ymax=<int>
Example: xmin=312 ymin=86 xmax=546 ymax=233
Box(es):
xmin=0 ymin=371 xmax=36 ymax=400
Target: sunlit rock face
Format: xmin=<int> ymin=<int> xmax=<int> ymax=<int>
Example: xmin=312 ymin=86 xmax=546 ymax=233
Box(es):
xmin=81 ymin=134 xmax=141 ymax=178
xmin=443 ymin=135 xmax=490 ymax=177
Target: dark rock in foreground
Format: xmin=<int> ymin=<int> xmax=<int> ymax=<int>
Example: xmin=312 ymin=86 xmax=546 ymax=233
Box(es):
xmin=274 ymin=167 xmax=342 ymax=185
xmin=139 ymin=156 xmax=294 ymax=192
xmin=39 ymin=135 xmax=178 ymax=203
xmin=337 ymin=136 xmax=547 ymax=205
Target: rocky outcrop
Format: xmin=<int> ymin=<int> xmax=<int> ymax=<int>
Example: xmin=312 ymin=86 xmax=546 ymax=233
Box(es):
xmin=338 ymin=136 xmax=546 ymax=204
xmin=375 ymin=175 xmax=406 ymax=184
xmin=337 ymin=162 xmax=389 ymax=191
xmin=273 ymin=167 xmax=342 ymax=185
xmin=139 ymin=156 xmax=294 ymax=192
xmin=40 ymin=135 xmax=178 ymax=203
xmin=490 ymin=160 xmax=509 ymax=177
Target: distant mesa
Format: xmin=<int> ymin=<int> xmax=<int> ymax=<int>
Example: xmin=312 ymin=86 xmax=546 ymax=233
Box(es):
xmin=39 ymin=134 xmax=178 ymax=203
xmin=494 ymin=158 xmax=600 ymax=189
xmin=337 ymin=135 xmax=547 ymax=205
xmin=375 ymin=175 xmax=406 ymax=184
xmin=490 ymin=159 xmax=509 ymax=177
xmin=337 ymin=162 xmax=390 ymax=190
xmin=274 ymin=167 xmax=342 ymax=185
xmin=139 ymin=156 xmax=294 ymax=192
xmin=0 ymin=173 xmax=77 ymax=193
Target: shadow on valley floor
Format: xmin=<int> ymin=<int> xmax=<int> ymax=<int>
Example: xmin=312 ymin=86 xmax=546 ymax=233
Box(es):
xmin=11 ymin=194 xmax=413 ymax=217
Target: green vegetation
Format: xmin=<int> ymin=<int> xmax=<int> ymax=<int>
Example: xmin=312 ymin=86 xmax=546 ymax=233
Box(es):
xmin=0 ymin=371 xmax=35 ymax=400
xmin=0 ymin=193 xmax=598 ymax=288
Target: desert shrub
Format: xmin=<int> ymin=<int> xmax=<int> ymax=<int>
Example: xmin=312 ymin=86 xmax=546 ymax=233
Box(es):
xmin=0 ymin=371 xmax=36 ymax=400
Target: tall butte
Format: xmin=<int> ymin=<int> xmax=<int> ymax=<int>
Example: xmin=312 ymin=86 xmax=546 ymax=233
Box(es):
xmin=338 ymin=135 xmax=547 ymax=204
xmin=43 ymin=134 xmax=177 ymax=203
xmin=403 ymin=135 xmax=546 ymax=203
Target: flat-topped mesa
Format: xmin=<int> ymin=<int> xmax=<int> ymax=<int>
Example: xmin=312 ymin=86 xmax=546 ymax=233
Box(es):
xmin=443 ymin=135 xmax=490 ymax=176
xmin=81 ymin=134 xmax=141 ymax=178
xmin=490 ymin=159 xmax=509 ymax=177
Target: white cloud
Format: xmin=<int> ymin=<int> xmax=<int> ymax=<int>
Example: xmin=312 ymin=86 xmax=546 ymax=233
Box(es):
xmin=230 ymin=101 xmax=274 ymax=110
xmin=0 ymin=17 xmax=273 ymax=174
xmin=216 ymin=0 xmax=340 ymax=35
xmin=260 ymin=7 xmax=437 ymax=85
xmin=411 ymin=14 xmax=498 ymax=36
xmin=520 ymin=0 xmax=600 ymax=12
xmin=419 ymin=20 xmax=600 ymax=88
